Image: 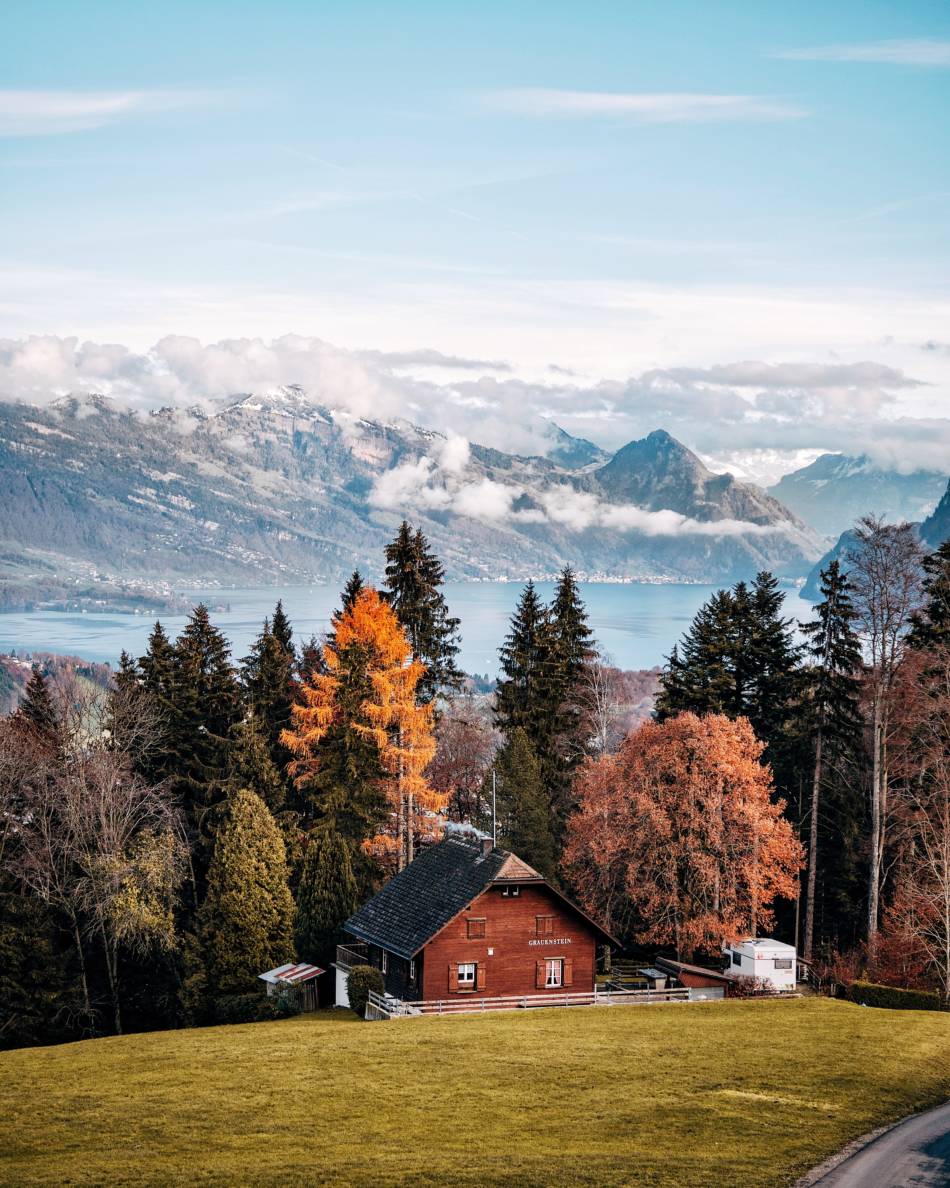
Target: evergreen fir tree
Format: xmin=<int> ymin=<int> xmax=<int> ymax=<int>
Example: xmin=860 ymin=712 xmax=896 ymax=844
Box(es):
xmin=494 ymin=581 xmax=553 ymax=739
xmin=197 ymin=789 xmax=295 ymax=999
xmin=166 ymin=605 xmax=244 ymax=891
xmin=293 ymin=829 xmax=358 ymax=966
xmin=655 ymin=589 xmax=742 ymax=720
xmin=340 ymin=570 xmax=364 ymax=613
xmin=383 ymin=522 xmax=462 ymax=702
xmin=486 ymin=727 xmax=558 ymax=883
xmin=17 ymin=665 xmax=57 ymax=736
xmin=909 ymin=538 xmax=950 ymax=653
xmin=224 ymin=714 xmax=286 ymax=814
xmin=139 ymin=621 xmax=175 ymax=703
xmin=494 ymin=582 xmax=573 ymax=842
xmin=550 ymin=567 xmax=596 ymax=682
xmin=270 ymin=599 xmax=295 ymax=656
xmin=241 ymin=607 xmax=296 ymax=781
xmin=799 ymin=560 xmax=864 ymax=960
xmin=0 ymin=885 xmax=70 ymax=1049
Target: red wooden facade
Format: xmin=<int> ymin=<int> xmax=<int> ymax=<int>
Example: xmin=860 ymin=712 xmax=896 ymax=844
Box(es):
xmin=420 ymin=882 xmax=599 ymax=1000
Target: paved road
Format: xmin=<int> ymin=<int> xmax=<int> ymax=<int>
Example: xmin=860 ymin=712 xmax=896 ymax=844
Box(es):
xmin=813 ymin=1101 xmax=950 ymax=1187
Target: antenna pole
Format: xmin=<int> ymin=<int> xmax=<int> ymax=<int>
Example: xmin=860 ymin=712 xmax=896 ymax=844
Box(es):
xmin=492 ymin=770 xmax=497 ymax=845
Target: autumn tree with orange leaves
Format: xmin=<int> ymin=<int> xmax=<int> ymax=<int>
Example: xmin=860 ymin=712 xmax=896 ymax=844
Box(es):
xmin=564 ymin=712 xmax=804 ymax=960
xmin=281 ymin=588 xmax=441 ymax=876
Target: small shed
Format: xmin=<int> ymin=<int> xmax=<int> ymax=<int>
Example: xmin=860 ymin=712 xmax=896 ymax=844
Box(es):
xmin=654 ymin=956 xmax=730 ymax=1000
xmin=723 ymin=938 xmax=796 ymax=992
xmin=258 ymin=962 xmax=324 ymax=1012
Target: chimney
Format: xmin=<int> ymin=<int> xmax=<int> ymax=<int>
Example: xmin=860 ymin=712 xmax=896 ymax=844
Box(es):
xmin=480 ymin=836 xmax=494 ymax=858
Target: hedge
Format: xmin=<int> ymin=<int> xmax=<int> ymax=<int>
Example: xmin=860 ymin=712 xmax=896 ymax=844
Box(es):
xmin=847 ymin=981 xmax=944 ymax=1012
xmin=347 ymin=964 xmax=385 ymax=1018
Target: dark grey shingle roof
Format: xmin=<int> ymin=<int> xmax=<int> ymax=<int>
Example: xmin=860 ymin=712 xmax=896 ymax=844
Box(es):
xmin=343 ymin=837 xmax=509 ymax=960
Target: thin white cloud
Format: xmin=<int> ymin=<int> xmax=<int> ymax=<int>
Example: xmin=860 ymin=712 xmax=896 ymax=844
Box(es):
xmin=484 ymin=89 xmax=807 ymax=122
xmin=0 ymin=89 xmax=219 ymax=137
xmin=774 ymin=39 xmax=950 ymax=66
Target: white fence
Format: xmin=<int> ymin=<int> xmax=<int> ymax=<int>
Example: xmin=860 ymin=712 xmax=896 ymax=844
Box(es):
xmin=366 ymin=985 xmax=690 ymax=1019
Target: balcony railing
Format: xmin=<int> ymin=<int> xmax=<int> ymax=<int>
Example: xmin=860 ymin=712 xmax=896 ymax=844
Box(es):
xmin=335 ymin=942 xmax=370 ymax=971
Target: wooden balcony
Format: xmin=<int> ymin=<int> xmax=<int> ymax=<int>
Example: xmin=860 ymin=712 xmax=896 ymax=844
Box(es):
xmin=335 ymin=942 xmax=370 ymax=972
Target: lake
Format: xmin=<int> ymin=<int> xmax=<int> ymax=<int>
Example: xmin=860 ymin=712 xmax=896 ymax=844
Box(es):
xmin=0 ymin=583 xmax=814 ymax=675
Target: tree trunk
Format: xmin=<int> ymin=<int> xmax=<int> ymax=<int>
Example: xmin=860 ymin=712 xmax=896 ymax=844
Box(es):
xmin=804 ymin=729 xmax=824 ymax=961
xmin=868 ymin=698 xmax=883 ymax=943
xmin=99 ymin=921 xmax=122 ymax=1035
xmin=70 ymin=915 xmax=93 ymax=1028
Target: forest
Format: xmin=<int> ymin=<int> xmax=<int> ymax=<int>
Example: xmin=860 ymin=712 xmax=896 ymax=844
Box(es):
xmin=2 ymin=514 xmax=949 ymax=1049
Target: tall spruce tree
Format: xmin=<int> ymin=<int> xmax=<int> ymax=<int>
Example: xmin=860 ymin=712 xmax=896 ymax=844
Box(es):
xmin=909 ymin=538 xmax=950 ymax=653
xmin=196 ymin=789 xmax=295 ymax=1001
xmin=17 ymin=666 xmax=57 ymax=736
xmin=294 ymin=829 xmax=358 ymax=967
xmin=656 ymin=572 xmax=801 ymax=755
xmin=224 ymin=714 xmax=286 ymax=814
xmin=383 ymin=522 xmax=462 ymax=702
xmin=494 ymin=581 xmax=574 ymax=849
xmin=241 ymin=607 xmax=296 ymax=781
xmin=655 ymin=589 xmax=743 ymax=721
xmin=799 ymin=560 xmax=864 ymax=960
xmin=166 ymin=605 xmax=244 ymax=894
xmin=486 ymin=727 xmax=558 ymax=883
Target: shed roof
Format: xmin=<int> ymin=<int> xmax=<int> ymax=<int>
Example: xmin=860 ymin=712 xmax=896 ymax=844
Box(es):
xmin=655 ymin=956 xmax=732 ymax=984
xmin=343 ymin=836 xmax=616 ymax=960
xmin=258 ymin=962 xmax=324 ymax=986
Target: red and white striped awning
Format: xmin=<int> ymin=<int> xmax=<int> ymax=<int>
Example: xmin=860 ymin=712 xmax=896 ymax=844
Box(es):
xmin=258 ymin=962 xmax=325 ymax=986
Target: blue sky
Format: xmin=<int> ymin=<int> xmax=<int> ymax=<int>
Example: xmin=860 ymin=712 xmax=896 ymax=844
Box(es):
xmin=1 ymin=1 xmax=949 ymax=479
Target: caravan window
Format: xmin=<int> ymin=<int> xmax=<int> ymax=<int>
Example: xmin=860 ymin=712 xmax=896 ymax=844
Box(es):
xmin=774 ymin=958 xmax=792 ymax=970
xmin=731 ymin=951 xmax=742 ymax=966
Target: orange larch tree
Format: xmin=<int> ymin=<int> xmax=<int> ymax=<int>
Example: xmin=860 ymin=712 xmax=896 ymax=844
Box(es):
xmin=281 ymin=587 xmax=440 ymax=873
xmin=564 ymin=712 xmax=804 ymax=960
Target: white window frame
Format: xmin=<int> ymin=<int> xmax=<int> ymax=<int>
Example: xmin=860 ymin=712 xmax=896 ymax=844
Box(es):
xmin=458 ymin=961 xmax=476 ymax=986
xmin=381 ymin=951 xmax=388 ymax=974
xmin=409 ymin=958 xmax=416 ymax=981
xmin=545 ymin=959 xmax=563 ymax=988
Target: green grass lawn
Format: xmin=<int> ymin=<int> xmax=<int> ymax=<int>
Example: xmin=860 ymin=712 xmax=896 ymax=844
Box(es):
xmin=1 ymin=998 xmax=948 ymax=1186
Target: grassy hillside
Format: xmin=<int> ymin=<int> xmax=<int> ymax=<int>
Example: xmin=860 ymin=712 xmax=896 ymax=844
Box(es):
xmin=1 ymin=998 xmax=948 ymax=1186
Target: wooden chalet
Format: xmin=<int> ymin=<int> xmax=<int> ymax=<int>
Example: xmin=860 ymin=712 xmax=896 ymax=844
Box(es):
xmin=336 ymin=835 xmax=616 ymax=1006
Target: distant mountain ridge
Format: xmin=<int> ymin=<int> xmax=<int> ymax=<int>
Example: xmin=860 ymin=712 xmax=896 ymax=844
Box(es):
xmin=800 ymin=477 xmax=950 ymax=599
xmin=0 ymin=390 xmax=824 ymax=604
xmin=769 ymin=453 xmax=948 ymax=538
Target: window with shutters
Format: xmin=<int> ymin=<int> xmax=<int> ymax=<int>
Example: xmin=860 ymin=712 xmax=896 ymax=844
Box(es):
xmin=536 ymin=915 xmax=555 ymax=937
xmin=545 ymin=959 xmax=563 ymax=988
xmin=467 ymin=917 xmax=486 ymax=939
xmin=458 ymin=962 xmax=476 ymax=987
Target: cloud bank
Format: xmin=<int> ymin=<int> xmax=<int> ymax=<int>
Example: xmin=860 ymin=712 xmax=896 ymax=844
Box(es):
xmin=367 ymin=442 xmax=783 ymax=538
xmin=0 ymin=333 xmax=946 ymax=484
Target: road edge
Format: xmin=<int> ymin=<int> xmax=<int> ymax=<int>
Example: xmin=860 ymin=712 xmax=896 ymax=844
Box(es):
xmin=792 ymin=1114 xmax=921 ymax=1187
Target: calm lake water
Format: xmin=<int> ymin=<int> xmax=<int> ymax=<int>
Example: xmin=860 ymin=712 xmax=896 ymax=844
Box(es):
xmin=0 ymin=583 xmax=813 ymax=675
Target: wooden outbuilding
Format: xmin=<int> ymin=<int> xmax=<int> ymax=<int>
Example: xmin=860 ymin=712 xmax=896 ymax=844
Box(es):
xmin=336 ymin=835 xmax=616 ymax=1006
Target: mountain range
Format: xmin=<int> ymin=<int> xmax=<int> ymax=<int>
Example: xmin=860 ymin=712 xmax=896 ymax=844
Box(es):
xmin=768 ymin=453 xmax=948 ymax=539
xmin=0 ymin=389 xmax=825 ymax=609
xmin=800 ymin=475 xmax=950 ymax=600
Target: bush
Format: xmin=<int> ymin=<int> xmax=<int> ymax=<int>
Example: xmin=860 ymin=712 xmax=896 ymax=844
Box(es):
xmin=347 ymin=964 xmax=385 ymax=1018
xmin=213 ymin=992 xmax=301 ymax=1024
xmin=727 ymin=975 xmax=776 ymax=999
xmin=846 ymin=981 xmax=944 ymax=1012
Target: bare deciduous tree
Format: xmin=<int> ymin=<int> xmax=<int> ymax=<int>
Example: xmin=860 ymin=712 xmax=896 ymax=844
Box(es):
xmin=847 ymin=516 xmax=924 ymax=942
